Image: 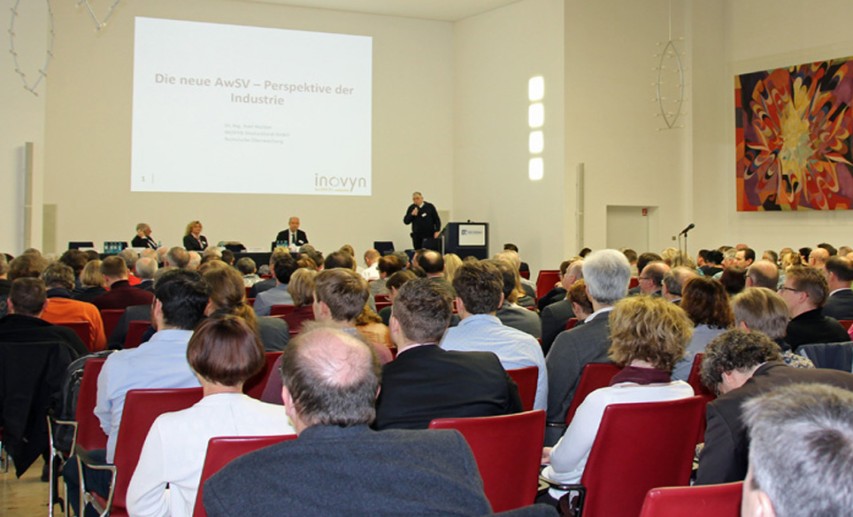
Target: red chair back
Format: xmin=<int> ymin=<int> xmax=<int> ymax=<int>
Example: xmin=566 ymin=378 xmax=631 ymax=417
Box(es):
xmin=506 ymin=366 xmax=538 ymax=411
xmin=75 ymin=359 xmax=108 ymax=451
xmin=375 ymin=300 xmax=392 ymax=312
xmin=243 ymin=352 xmax=282 ymax=400
xmin=283 ymin=307 xmax=315 ymax=334
xmin=535 ymin=270 xmax=561 ymax=300
xmin=269 ymin=304 xmax=296 ymax=316
xmin=109 ymin=388 xmax=203 ymax=515
xmin=564 ymin=363 xmax=622 ymax=425
xmin=56 ymin=321 xmax=94 ymax=351
xmin=578 ymin=396 xmax=706 ymax=517
xmin=629 ymin=276 xmax=640 ymax=289
xmin=124 ymin=321 xmax=151 ymax=349
xmin=246 ymin=297 xmax=255 ymax=307
xmin=429 ymin=410 xmax=545 ymax=513
xmin=839 ymin=319 xmax=853 ymax=330
xmin=100 ymin=310 xmax=125 ymax=342
xmin=564 ymin=318 xmax=579 ymax=331
xmin=192 ymin=434 xmax=297 ymax=517
xmin=374 ymin=294 xmax=391 ymax=304
xmin=639 ymin=482 xmax=743 ymax=517
xmin=687 ymin=353 xmax=715 ymax=399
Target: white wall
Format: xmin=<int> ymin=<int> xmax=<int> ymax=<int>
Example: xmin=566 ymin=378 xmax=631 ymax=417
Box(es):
xmin=563 ymin=0 xmax=690 ymax=254
xmin=693 ymin=0 xmax=853 ymax=253
xmin=0 ymin=0 xmax=48 ymax=253
xmin=454 ymin=0 xmax=565 ymax=272
xmin=40 ymin=0 xmax=454 ymax=258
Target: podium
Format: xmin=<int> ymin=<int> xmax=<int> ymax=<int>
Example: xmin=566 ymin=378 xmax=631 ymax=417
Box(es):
xmin=443 ymin=222 xmax=489 ymax=260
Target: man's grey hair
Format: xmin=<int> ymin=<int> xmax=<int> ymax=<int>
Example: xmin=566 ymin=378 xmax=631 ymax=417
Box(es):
xmin=581 ymin=249 xmax=631 ymax=305
xmin=166 ymin=247 xmax=189 ymax=269
xmin=744 ymin=383 xmax=853 ymax=517
xmin=188 ymin=251 xmax=202 ymax=270
xmin=118 ymin=248 xmax=138 ymax=269
xmin=135 ymin=257 xmax=158 ymax=280
xmin=746 ymin=260 xmax=779 ymax=290
xmin=663 ymin=266 xmax=696 ymax=296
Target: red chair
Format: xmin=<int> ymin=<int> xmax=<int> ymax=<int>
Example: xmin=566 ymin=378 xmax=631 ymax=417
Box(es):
xmin=374 ymin=294 xmax=391 ymax=304
xmin=283 ymin=306 xmax=315 ymax=334
xmin=544 ymin=396 xmax=706 ymax=517
xmin=244 ymin=286 xmax=252 ymax=299
xmin=535 ymin=270 xmax=561 ymax=301
xmin=76 ymin=387 xmax=203 ymax=517
xmin=507 ymin=366 xmax=539 ymax=411
xmin=192 ymin=434 xmax=297 ymax=517
xmin=629 ymin=276 xmax=640 ymax=289
xmin=375 ymin=300 xmax=392 ymax=312
xmin=564 ymin=318 xmax=579 ymax=331
xmin=269 ymin=304 xmax=296 ymax=316
xmin=638 ymin=482 xmax=743 ymax=517
xmin=124 ymin=321 xmax=151 ymax=349
xmin=686 ymin=353 xmax=715 ymax=399
xmin=839 ymin=319 xmax=853 ymax=330
xmin=56 ymin=321 xmax=94 ymax=351
xmin=100 ymin=310 xmax=125 ymax=342
xmin=246 ymin=297 xmax=255 ymax=307
xmin=429 ymin=410 xmax=545 ymax=512
xmin=243 ymin=352 xmax=283 ymax=400
xmin=564 ymin=363 xmax=622 ymax=426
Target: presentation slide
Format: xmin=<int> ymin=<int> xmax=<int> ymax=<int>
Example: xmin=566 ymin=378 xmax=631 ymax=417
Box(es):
xmin=131 ymin=17 xmax=372 ymax=196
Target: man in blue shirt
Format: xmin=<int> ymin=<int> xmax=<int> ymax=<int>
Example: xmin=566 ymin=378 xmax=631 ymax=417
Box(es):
xmin=441 ymin=261 xmax=547 ymax=411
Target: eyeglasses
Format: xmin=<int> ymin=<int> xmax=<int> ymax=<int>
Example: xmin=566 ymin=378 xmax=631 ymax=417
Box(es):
xmin=777 ymin=286 xmax=800 ymax=293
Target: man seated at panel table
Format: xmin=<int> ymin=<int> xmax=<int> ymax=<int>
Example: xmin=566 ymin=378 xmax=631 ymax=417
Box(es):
xmin=203 ymin=325 xmax=497 ymax=516
xmin=374 ymin=277 xmax=522 ymax=430
xmin=275 ymin=216 xmax=308 ymax=250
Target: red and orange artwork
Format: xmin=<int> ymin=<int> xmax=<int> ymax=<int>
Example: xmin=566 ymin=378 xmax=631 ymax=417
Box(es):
xmin=736 ymin=57 xmax=853 ymax=211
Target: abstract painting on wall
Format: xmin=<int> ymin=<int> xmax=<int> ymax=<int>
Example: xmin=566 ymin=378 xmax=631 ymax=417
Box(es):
xmin=736 ymin=57 xmax=853 ymax=211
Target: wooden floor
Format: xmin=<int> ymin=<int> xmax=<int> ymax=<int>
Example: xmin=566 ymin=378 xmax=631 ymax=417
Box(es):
xmin=1 ymin=455 xmax=54 ymax=517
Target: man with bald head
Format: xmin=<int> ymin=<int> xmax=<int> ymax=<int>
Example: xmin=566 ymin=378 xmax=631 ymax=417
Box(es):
xmin=637 ymin=261 xmax=670 ymax=296
xmin=808 ymin=247 xmax=830 ymax=270
xmin=203 ymin=326 xmax=493 ymax=516
xmin=745 ymin=260 xmax=779 ymax=290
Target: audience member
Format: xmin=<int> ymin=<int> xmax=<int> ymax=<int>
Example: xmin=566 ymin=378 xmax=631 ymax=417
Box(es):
xmin=0 ymin=277 xmax=88 ymax=356
xmin=377 ymin=269 xmax=416 ymax=326
xmin=491 ymin=259 xmax=541 ymax=338
xmin=312 ymin=268 xmax=392 ymax=364
xmin=165 ymin=246 xmax=190 ymax=269
xmin=249 ymin=248 xmax=291 ymax=297
xmin=64 ymin=269 xmax=209 ymax=514
xmin=441 ymin=261 xmax=547 ymax=410
xmin=719 ymin=267 xmax=747 ymax=296
xmin=126 ymin=316 xmax=294 ymax=517
xmin=779 ymin=265 xmax=848 ymax=350
xmin=204 ymin=326 xmax=493 ymax=516
xmin=324 ymin=250 xmax=356 ymax=271
xmin=822 ymin=255 xmax=853 ymax=321
xmin=661 ymin=266 xmax=698 ymax=304
xmin=355 ymin=304 xmax=392 ymax=349
xmin=671 ymin=276 xmax=733 ymax=381
xmin=375 ymin=277 xmax=522 ymax=430
xmin=72 ymin=259 xmax=106 ymax=303
xmin=203 ymin=265 xmax=289 ymax=352
xmin=808 ymin=247 xmax=830 ymax=269
xmin=92 ymin=256 xmax=154 ymax=310
xmin=699 ymin=249 xmax=724 ymax=277
xmin=695 ymin=329 xmax=853 ymax=485
xmin=59 ymin=250 xmax=89 ymax=288
xmin=370 ymin=254 xmax=403 ymax=297
xmin=495 ymin=249 xmax=536 ymax=301
xmin=40 ymin=263 xmax=106 ymax=351
xmin=539 ymin=260 xmax=583 ymax=353
xmin=745 ymin=260 xmax=779 ymax=290
xmin=636 ymin=261 xmax=669 ymax=296
xmin=283 ymin=268 xmax=317 ymax=333
xmin=8 ymin=252 xmax=47 ymax=280
xmin=134 ymin=257 xmax=158 ymax=292
xmin=442 ymin=253 xmax=463 ymax=284
xmin=545 ymin=249 xmax=631 ymax=445
xmin=361 ymin=248 xmax=380 ymax=281
xmin=0 ymin=253 xmax=9 ymax=316
xmin=537 ymin=259 xmax=572 ymax=311
xmin=734 ymin=248 xmax=756 ymax=269
xmin=187 ymin=251 xmax=202 ymax=271
xmin=540 ymin=296 xmax=693 ymax=503
xmin=740 ymin=383 xmax=853 ymax=517
xmin=253 ymin=255 xmax=298 ymax=317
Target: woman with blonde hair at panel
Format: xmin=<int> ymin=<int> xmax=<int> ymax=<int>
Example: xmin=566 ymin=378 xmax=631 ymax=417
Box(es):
xmin=540 ymin=296 xmax=694 ymax=503
xmin=182 ymin=220 xmax=208 ymax=251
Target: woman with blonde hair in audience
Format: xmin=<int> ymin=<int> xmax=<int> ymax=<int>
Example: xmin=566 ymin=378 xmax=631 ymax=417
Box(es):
xmin=202 ymin=263 xmax=289 ymax=351
xmin=540 ymin=296 xmax=693 ymax=503
xmin=672 ymin=276 xmax=733 ymax=381
xmin=285 ymin=267 xmax=317 ymax=332
xmin=126 ymin=315 xmax=294 ymax=517
xmin=443 ymin=253 xmax=463 ymax=284
xmin=730 ymin=287 xmax=813 ymax=368
xmin=72 ymin=259 xmax=107 ymax=303
xmin=355 ymin=304 xmax=393 ymax=350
